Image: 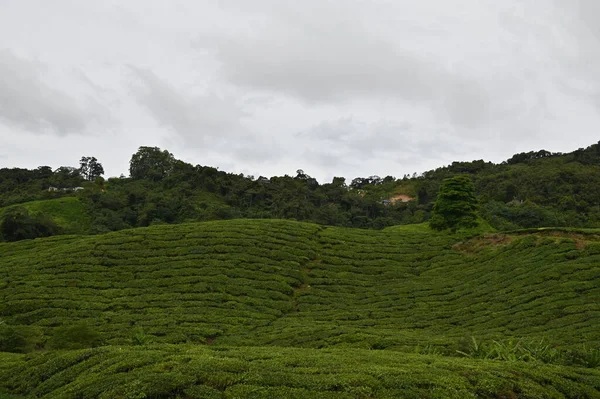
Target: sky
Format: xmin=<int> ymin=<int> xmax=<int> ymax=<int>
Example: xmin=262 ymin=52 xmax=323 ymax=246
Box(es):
xmin=1 ymin=0 xmax=599 ymax=182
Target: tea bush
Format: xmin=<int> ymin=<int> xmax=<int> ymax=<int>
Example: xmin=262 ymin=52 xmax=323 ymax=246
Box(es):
xmin=1 ymin=220 xmax=600 ymax=396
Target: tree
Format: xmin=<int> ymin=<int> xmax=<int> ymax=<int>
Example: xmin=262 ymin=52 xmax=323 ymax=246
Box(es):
xmin=79 ymin=157 xmax=104 ymax=181
xmin=0 ymin=207 xmax=61 ymax=242
xmin=129 ymin=147 xmax=176 ymax=181
xmin=429 ymin=175 xmax=479 ymax=231
xmin=50 ymin=166 xmax=82 ymax=188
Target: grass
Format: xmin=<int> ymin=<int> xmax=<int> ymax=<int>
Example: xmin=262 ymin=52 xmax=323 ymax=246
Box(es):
xmin=0 ymin=197 xmax=91 ymax=234
xmin=0 ymin=219 xmax=599 ymax=397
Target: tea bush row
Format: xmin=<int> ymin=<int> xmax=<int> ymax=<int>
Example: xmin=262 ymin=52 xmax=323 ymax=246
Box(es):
xmin=2 ymin=345 xmax=600 ymax=398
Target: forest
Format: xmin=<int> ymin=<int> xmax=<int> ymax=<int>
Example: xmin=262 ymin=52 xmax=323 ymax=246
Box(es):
xmin=2 ymin=141 xmax=600 ymax=242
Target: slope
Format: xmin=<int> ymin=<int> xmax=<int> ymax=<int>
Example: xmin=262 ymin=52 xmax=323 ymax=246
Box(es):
xmin=0 ymin=219 xmax=598 ymax=351
xmin=1 ymin=219 xmax=600 ymax=398
xmin=0 ymin=197 xmax=91 ymax=235
xmin=2 ymin=345 xmax=600 ymax=398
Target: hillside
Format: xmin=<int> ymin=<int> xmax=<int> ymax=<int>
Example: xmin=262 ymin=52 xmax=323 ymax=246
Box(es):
xmin=3 ymin=141 xmax=600 ymax=243
xmin=0 ymin=197 xmax=90 ymax=235
xmin=2 ymin=346 xmax=600 ymax=398
xmin=1 ymin=219 xmax=599 ymax=397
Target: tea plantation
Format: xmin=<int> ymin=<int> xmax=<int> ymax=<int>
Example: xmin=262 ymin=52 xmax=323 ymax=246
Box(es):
xmin=1 ymin=219 xmax=599 ymax=398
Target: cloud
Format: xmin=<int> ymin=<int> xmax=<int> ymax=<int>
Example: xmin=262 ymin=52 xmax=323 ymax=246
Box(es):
xmin=546 ymin=1 xmax=600 ymax=109
xmin=296 ymin=116 xmax=476 ymax=177
xmin=128 ymin=66 xmax=283 ymax=164
xmin=128 ymin=66 xmax=247 ymax=142
xmin=196 ymin=0 xmax=600 ymax=138
xmin=298 ymin=117 xmax=412 ymax=156
xmin=199 ymin=1 xmax=490 ymax=120
xmin=0 ymin=50 xmax=108 ymax=135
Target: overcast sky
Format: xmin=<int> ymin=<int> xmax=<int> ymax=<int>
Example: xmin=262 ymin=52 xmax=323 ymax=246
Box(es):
xmin=1 ymin=1 xmax=599 ymax=182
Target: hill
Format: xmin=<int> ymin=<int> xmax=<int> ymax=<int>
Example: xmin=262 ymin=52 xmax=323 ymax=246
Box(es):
xmin=4 ymin=141 xmax=600 ymax=243
xmin=1 ymin=219 xmax=599 ymax=397
xmin=0 ymin=197 xmax=90 ymax=235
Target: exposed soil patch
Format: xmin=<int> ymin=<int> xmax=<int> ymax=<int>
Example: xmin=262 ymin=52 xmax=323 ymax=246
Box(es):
xmin=544 ymin=231 xmax=594 ymax=250
xmin=455 ymin=230 xmax=600 ymax=254
xmin=388 ymin=194 xmax=414 ymax=203
xmin=453 ymin=234 xmax=512 ymax=254
xmin=206 ymin=336 xmax=217 ymax=345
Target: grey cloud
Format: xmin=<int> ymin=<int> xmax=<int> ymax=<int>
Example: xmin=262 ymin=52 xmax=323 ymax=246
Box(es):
xmin=552 ymin=1 xmax=600 ymax=109
xmin=197 ymin=0 xmax=599 ymax=135
xmin=299 ymin=117 xmax=412 ymax=157
xmin=0 ymin=50 xmax=106 ymax=135
xmin=129 ymin=66 xmax=283 ymax=163
xmin=129 ymin=66 xmax=247 ymax=143
xmin=562 ymin=0 xmax=600 ymax=40
xmin=298 ymin=117 xmax=470 ymax=172
xmin=200 ymin=6 xmax=487 ymax=105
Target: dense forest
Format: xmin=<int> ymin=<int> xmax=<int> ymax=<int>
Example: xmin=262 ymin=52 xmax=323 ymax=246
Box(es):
xmin=1 ymin=141 xmax=600 ymax=241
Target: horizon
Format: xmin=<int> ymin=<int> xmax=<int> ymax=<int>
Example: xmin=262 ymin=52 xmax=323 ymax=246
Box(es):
xmin=0 ymin=140 xmax=590 ymax=184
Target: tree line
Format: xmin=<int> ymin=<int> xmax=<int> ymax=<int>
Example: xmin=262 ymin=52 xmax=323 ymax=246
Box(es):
xmin=2 ymin=141 xmax=600 ymax=241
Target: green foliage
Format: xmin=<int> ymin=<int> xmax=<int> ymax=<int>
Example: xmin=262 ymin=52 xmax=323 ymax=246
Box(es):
xmin=0 ymin=324 xmax=27 ymax=353
xmin=47 ymin=323 xmax=104 ymax=350
xmin=1 ymin=197 xmax=90 ymax=235
xmin=2 ymin=346 xmax=600 ymax=398
xmin=455 ymin=336 xmax=600 ymax=368
xmin=78 ymin=156 xmax=104 ymax=182
xmin=0 ymin=324 xmax=44 ymax=353
xmin=5 ymin=141 xmax=600 ymax=238
xmin=0 ymin=220 xmax=598 ymax=354
xmin=0 ymin=219 xmax=600 ymax=395
xmin=0 ymin=207 xmax=62 ymax=242
xmin=430 ymin=175 xmax=479 ymax=231
xmin=129 ymin=146 xmax=176 ymax=181
xmin=131 ymin=328 xmax=153 ymax=346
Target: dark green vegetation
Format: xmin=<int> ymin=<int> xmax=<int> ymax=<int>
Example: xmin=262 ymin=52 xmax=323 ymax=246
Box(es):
xmin=430 ymin=175 xmax=479 ymax=231
xmin=1 ymin=219 xmax=599 ymax=397
xmin=2 ymin=142 xmax=600 ymax=396
xmin=0 ymin=207 xmax=61 ymax=243
xmin=2 ymin=345 xmax=600 ymax=399
xmin=0 ymin=197 xmax=90 ymax=235
xmin=3 ymin=141 xmax=600 ymax=242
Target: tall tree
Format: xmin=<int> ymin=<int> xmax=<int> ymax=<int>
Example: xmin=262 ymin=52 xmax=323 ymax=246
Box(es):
xmin=129 ymin=147 xmax=176 ymax=182
xmin=79 ymin=157 xmax=104 ymax=181
xmin=429 ymin=175 xmax=479 ymax=231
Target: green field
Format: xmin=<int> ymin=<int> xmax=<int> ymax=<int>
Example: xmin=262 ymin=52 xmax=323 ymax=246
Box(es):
xmin=0 ymin=197 xmax=91 ymax=234
xmin=1 ymin=219 xmax=599 ymax=397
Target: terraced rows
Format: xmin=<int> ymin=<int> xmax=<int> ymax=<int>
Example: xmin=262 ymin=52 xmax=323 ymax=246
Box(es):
xmin=2 ymin=345 xmax=600 ymax=398
xmin=0 ymin=219 xmax=599 ymax=351
xmin=0 ymin=220 xmax=320 ymax=344
xmin=245 ymin=226 xmax=600 ymax=349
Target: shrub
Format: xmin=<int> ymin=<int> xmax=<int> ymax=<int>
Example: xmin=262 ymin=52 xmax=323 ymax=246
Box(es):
xmin=0 ymin=207 xmax=61 ymax=242
xmin=47 ymin=323 xmax=103 ymax=350
xmin=0 ymin=324 xmax=44 ymax=353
